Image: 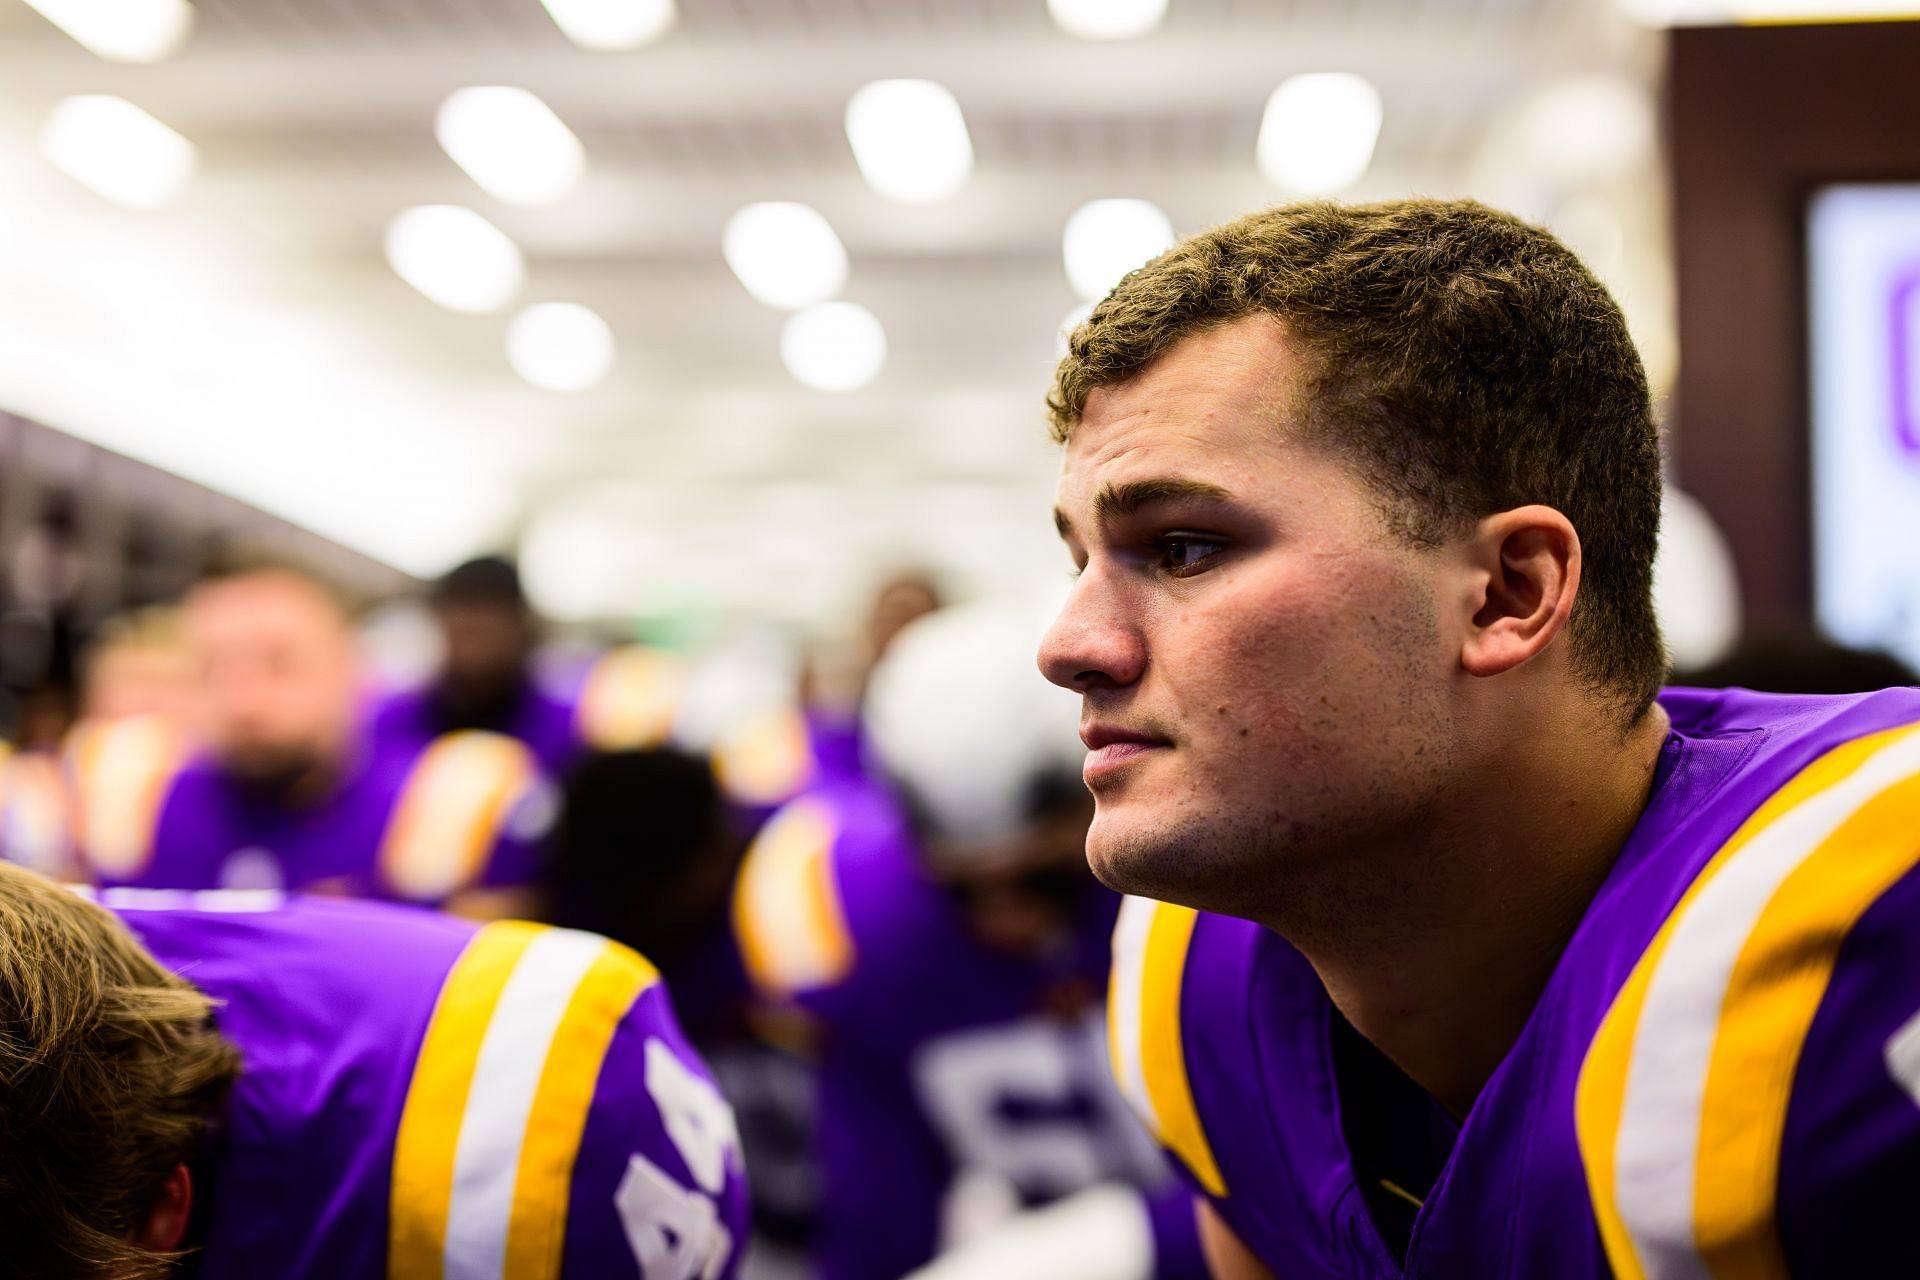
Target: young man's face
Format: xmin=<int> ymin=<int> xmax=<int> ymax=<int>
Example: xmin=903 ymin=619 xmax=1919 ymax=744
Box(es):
xmin=1040 ymin=314 xmax=1464 ymax=917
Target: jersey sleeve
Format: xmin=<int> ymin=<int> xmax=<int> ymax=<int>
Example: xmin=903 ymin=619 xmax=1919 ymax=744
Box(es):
xmin=388 ymin=921 xmax=747 ymax=1280
xmin=575 ymin=646 xmax=686 ymax=752
xmin=1576 ymin=716 xmax=1920 ymax=1279
xmin=379 ymin=731 xmax=553 ymax=902
xmin=730 ymin=795 xmax=856 ymax=1004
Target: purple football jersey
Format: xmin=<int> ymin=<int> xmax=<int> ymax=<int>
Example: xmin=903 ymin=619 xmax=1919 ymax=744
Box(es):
xmin=734 ymin=777 xmax=1206 ymax=1280
xmin=370 ymin=680 xmax=581 ymax=780
xmin=103 ymin=889 xmax=748 ymax=1280
xmin=1109 ymin=685 xmax=1920 ymax=1278
xmin=76 ymin=722 xmax=551 ymax=906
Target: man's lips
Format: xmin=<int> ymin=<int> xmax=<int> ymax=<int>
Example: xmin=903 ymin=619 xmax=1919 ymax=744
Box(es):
xmin=1081 ymin=724 xmax=1170 ymax=782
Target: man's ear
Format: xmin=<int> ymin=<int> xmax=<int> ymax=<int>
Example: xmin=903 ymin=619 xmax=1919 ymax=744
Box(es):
xmin=133 ymin=1163 xmax=192 ymax=1253
xmin=1459 ymin=505 xmax=1581 ymax=679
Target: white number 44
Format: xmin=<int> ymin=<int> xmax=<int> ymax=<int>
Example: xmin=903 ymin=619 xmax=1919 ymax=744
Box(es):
xmin=615 ymin=1038 xmax=741 ymax=1280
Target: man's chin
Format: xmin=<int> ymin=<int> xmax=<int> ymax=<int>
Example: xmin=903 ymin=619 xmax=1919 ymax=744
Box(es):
xmin=1084 ymin=812 xmax=1180 ymax=900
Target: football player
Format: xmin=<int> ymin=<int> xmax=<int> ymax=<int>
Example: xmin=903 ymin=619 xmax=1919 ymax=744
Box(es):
xmin=734 ymin=599 xmax=1206 ymax=1280
xmin=369 ymin=556 xmax=581 ymax=776
xmin=371 ymin=556 xmax=694 ymax=777
xmin=1040 ymin=198 xmax=1920 ymax=1276
xmin=0 ymin=861 xmax=745 ymax=1279
xmin=1 ymin=606 xmax=199 ymax=880
xmin=72 ymin=562 xmax=549 ymax=917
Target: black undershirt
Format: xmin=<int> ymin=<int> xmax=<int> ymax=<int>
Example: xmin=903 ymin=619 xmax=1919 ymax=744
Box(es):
xmin=1329 ymin=1010 xmax=1462 ymax=1267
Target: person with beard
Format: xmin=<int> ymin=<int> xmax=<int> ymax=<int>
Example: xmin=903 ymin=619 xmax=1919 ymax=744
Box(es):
xmin=72 ymin=561 xmax=550 ymax=919
xmin=370 ymin=556 xmax=582 ymax=777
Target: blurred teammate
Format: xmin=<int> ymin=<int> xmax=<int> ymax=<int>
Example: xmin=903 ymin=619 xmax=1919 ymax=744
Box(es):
xmin=735 ymin=599 xmax=1205 ymax=1280
xmin=77 ymin=605 xmax=195 ymax=724
xmin=863 ymin=568 xmax=941 ymax=674
xmin=548 ymin=747 xmax=744 ymax=1021
xmin=0 ymin=861 xmax=745 ymax=1279
xmin=1040 ymin=199 xmax=1920 ymax=1276
xmin=0 ymin=607 xmax=188 ymax=877
xmin=373 ymin=556 xmax=690 ymax=779
xmin=72 ymin=562 xmax=548 ymax=917
xmin=371 ymin=555 xmax=578 ymax=776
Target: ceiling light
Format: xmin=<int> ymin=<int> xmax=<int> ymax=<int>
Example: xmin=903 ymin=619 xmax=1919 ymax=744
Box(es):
xmin=1047 ymin=0 xmax=1168 ymax=39
xmin=436 ymin=87 xmax=586 ymax=207
xmin=384 ymin=206 xmax=525 ymax=314
xmin=41 ymin=96 xmax=195 ymax=209
xmin=20 ymin=0 xmax=193 ymax=63
xmin=1257 ymin=73 xmax=1382 ymax=195
xmin=507 ymin=303 xmax=615 ymax=391
xmin=1061 ymin=199 xmax=1175 ymax=302
xmin=781 ymin=302 xmax=886 ymax=393
xmin=537 ymin=0 xmax=675 ymax=49
xmin=845 ymin=79 xmax=973 ymax=204
xmin=724 ymin=202 xmax=848 ymax=310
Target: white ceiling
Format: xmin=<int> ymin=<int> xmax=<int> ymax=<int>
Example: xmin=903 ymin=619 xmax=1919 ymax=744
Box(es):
xmin=0 ymin=0 xmax=1667 ymax=633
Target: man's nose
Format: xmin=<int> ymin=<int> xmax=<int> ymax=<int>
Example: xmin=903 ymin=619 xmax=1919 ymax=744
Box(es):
xmin=1037 ymin=572 xmax=1146 ymax=693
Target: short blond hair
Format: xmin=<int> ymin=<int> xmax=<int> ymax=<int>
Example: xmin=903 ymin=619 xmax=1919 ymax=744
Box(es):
xmin=0 ymin=865 xmax=241 ymax=1278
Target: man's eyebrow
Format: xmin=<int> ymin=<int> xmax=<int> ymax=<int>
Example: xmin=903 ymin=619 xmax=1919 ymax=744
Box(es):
xmin=1053 ymin=477 xmax=1235 ymax=539
xmin=1091 ymin=477 xmax=1234 ymax=523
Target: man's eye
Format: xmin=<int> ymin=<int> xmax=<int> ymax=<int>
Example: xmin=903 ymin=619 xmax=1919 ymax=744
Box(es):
xmin=1155 ymin=536 xmax=1226 ymax=575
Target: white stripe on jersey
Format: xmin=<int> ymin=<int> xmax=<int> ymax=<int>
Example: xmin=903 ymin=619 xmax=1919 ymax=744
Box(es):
xmin=442 ymin=927 xmax=608 ymax=1277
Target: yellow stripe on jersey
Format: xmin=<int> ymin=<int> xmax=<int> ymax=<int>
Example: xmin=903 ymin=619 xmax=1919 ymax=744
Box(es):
xmin=391 ymin=920 xmax=543 ymax=1277
xmin=731 ymin=797 xmax=852 ymax=998
xmin=503 ymin=944 xmax=659 ymax=1279
xmin=1107 ymin=896 xmax=1227 ymax=1198
xmin=1692 ymin=762 xmax=1920 ymax=1276
xmin=381 ymin=732 xmax=534 ymax=901
xmin=1576 ymin=721 xmax=1920 ymax=1280
xmin=575 ymin=646 xmax=684 ymax=751
xmin=65 ymin=715 xmax=184 ymax=879
xmin=391 ymin=922 xmax=660 ymax=1280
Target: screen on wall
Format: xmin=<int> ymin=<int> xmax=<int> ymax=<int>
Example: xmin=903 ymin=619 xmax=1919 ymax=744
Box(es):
xmin=1808 ymin=183 xmax=1920 ymax=672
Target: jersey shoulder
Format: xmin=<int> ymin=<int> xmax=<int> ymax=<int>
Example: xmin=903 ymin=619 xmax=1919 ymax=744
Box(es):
xmin=379 ymin=729 xmax=550 ymax=900
xmin=730 ymin=781 xmax=929 ymax=1006
xmin=1107 ymin=896 xmax=1275 ymax=1202
xmin=1578 ymin=695 xmax=1920 ymax=1279
xmin=574 ymin=646 xmax=686 ymax=752
xmin=390 ymin=920 xmax=742 ymax=1279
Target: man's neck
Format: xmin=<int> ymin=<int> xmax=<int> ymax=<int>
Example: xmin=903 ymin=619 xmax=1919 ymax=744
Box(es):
xmin=1265 ymin=698 xmax=1671 ymax=1118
